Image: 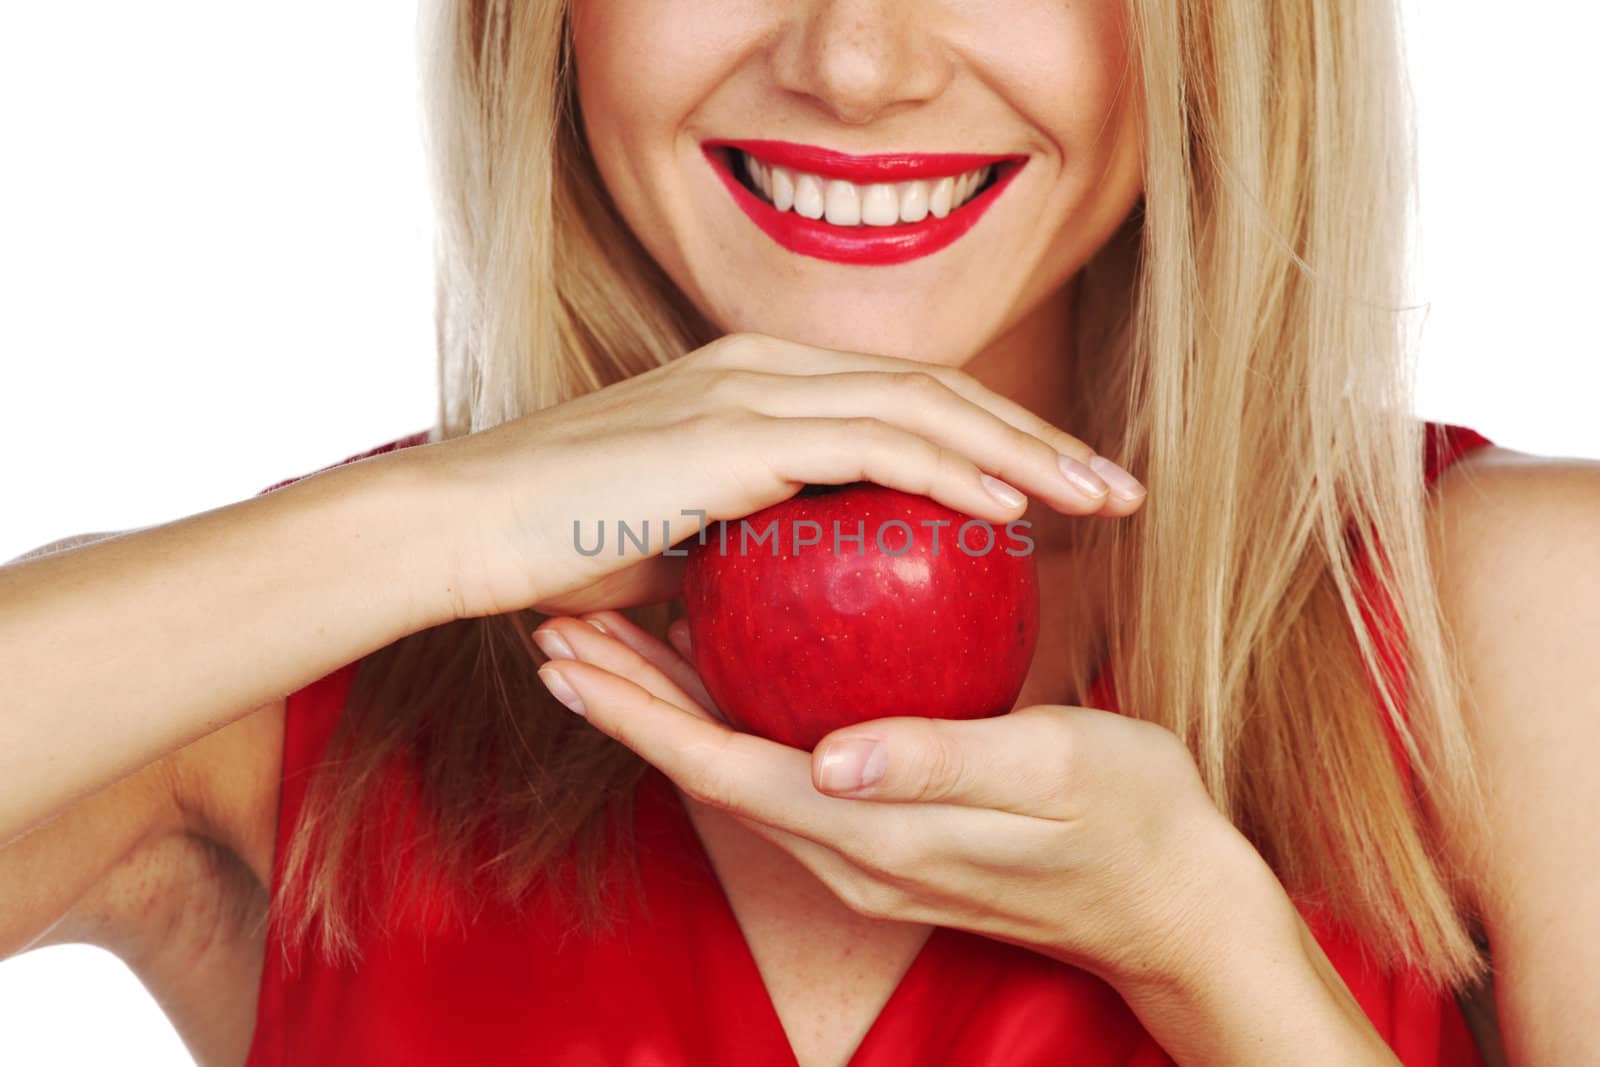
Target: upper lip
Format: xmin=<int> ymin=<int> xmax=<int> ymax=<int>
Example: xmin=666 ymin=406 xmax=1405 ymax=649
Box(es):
xmin=703 ymin=138 xmax=1025 ymax=183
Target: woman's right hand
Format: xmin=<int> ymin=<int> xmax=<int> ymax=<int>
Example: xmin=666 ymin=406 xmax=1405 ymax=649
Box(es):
xmin=414 ymin=332 xmax=1146 ymax=619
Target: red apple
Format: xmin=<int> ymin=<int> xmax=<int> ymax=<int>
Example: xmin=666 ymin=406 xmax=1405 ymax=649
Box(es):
xmin=681 ymin=482 xmax=1040 ymax=750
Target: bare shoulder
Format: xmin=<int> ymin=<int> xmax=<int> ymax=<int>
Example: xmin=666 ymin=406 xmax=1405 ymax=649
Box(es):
xmin=1425 ymin=442 xmax=1600 ymax=676
xmin=1424 ymin=443 xmax=1600 ymax=1062
xmin=1429 ymin=440 xmax=1600 ymax=526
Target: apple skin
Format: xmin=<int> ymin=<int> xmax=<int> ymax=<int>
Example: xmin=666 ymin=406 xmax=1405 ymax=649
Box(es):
xmin=682 ymin=483 xmax=1040 ymax=751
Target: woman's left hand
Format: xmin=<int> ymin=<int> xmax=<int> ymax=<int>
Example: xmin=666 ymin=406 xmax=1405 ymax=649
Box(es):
xmin=531 ymin=609 xmax=1289 ymax=995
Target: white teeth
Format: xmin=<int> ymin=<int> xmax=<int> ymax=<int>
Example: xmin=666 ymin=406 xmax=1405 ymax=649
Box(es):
xmin=860 ymin=183 xmax=900 ymax=226
xmin=736 ymin=151 xmax=995 ymax=226
xmin=793 ymin=172 xmax=825 ymax=219
xmin=824 ymin=180 xmax=861 ymax=226
xmin=771 ymin=166 xmax=795 ymax=212
xmin=897 ymin=181 xmax=930 ymax=223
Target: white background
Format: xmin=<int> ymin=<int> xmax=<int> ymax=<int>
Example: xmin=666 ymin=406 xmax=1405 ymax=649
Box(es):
xmin=1 ymin=1 xmax=1596 ymax=1063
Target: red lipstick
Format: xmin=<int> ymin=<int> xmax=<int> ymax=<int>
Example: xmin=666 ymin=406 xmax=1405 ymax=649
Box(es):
xmin=701 ymin=139 xmax=1027 ymax=267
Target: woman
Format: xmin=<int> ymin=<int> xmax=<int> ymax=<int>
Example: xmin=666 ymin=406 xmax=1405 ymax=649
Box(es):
xmin=1 ymin=0 xmax=1594 ymax=1063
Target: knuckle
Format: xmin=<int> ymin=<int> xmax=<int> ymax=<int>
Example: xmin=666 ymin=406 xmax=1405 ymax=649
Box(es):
xmin=703 ymin=368 xmax=758 ymax=407
xmin=681 ymin=408 xmax=747 ymax=438
xmin=929 ymin=364 xmax=976 ymax=393
xmin=885 ymin=440 xmax=949 ymax=501
xmin=684 ymin=773 xmax=738 ymax=814
xmin=679 ymin=741 xmax=741 ymax=812
xmin=837 ymin=877 xmax=905 ymax=921
xmin=887 ymin=370 xmax=944 ymax=402
xmin=860 ymin=827 xmax=919 ymax=876
xmin=929 ymin=442 xmax=968 ymax=484
xmin=1143 ymin=719 xmax=1193 ymax=765
xmin=1014 ymin=705 xmax=1078 ymax=774
xmin=1010 ymin=424 xmax=1059 ymax=463
xmin=694 ymin=334 xmax=754 ymax=369
xmin=688 ymin=341 xmax=728 ymax=369
xmin=1041 ymin=710 xmax=1079 ymax=769
xmin=842 ymin=415 xmax=893 ymax=445
xmin=833 ymin=878 xmax=876 ymax=917
xmin=917 ymin=734 xmax=965 ymax=802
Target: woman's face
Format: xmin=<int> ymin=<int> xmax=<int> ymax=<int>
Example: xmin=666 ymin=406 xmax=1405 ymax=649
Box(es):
xmin=571 ymin=1 xmax=1143 ymax=367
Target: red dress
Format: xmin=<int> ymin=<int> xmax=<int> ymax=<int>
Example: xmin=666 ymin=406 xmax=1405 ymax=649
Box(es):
xmin=244 ymin=422 xmax=1495 ymax=1066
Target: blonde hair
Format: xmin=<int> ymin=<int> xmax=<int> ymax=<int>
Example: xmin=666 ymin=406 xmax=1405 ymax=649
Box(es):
xmin=275 ymin=0 xmax=1490 ymax=990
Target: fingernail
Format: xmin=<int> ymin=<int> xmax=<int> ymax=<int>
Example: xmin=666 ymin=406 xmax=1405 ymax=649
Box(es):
xmin=533 ymin=629 xmax=575 ymax=661
xmin=980 ymin=473 xmax=1026 ymax=509
xmin=1087 ymin=454 xmax=1147 ymax=502
xmin=1057 ymin=454 xmax=1110 ymax=501
xmin=583 ymin=617 xmax=610 ymax=634
xmin=817 ymin=739 xmax=887 ymax=794
xmin=538 ymin=666 xmax=586 ymax=717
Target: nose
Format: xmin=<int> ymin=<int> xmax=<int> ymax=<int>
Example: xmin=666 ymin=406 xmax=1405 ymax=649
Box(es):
xmin=769 ymin=0 xmax=956 ymax=126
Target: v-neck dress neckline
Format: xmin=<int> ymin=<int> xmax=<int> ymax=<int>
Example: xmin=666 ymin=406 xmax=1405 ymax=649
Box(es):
xmin=641 ymin=767 xmax=953 ymax=1067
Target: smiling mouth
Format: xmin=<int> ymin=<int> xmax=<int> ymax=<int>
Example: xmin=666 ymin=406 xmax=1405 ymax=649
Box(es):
xmin=722 ymin=147 xmax=1001 ymax=227
xmin=702 ymin=139 xmax=1027 ymax=266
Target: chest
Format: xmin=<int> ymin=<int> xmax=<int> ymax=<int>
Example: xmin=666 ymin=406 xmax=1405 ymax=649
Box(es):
xmin=687 ymin=796 xmax=937 ymax=1067
xmin=745 ymin=916 xmax=936 ymax=1067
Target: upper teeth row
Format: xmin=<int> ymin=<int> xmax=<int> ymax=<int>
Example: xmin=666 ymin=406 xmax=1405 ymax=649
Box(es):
xmin=740 ymin=151 xmax=993 ymax=227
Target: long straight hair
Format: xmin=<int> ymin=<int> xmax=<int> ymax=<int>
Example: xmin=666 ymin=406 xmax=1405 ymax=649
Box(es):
xmin=273 ymin=0 xmax=1489 ymax=990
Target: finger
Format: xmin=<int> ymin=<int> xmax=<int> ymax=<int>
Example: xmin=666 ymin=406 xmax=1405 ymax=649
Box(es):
xmin=537 ymin=655 xmax=1019 ymax=871
xmin=579 ymin=609 xmax=722 ymax=715
xmin=537 ymin=658 xmax=938 ymax=851
xmin=683 ymin=794 xmax=886 ymax=911
xmin=717 ymin=337 xmax=1098 ymax=460
xmin=667 ymin=617 xmax=693 ymax=660
xmin=721 ymin=808 xmax=941 ymax=926
xmin=811 ymin=707 xmax=1081 ymax=817
xmin=751 ymin=415 xmax=1032 ymax=523
xmin=533 ymin=616 xmax=717 ymax=723
xmin=729 ymin=369 xmax=1114 ymax=515
xmin=544 ymin=656 xmax=1048 ymax=895
xmin=699 ymin=335 xmax=1146 ymax=513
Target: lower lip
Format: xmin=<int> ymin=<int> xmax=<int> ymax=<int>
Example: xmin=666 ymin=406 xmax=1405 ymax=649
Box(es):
xmin=703 ymin=148 xmax=1025 ymax=267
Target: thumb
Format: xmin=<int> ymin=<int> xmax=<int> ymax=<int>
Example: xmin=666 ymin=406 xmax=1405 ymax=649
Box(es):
xmin=811 ymin=719 xmax=970 ymax=802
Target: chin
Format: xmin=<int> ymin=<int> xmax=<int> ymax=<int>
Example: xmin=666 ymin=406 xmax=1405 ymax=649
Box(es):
xmin=709 ymin=301 xmax=984 ymax=368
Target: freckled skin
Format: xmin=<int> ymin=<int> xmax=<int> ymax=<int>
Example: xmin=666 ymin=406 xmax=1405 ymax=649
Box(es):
xmin=683 ymin=484 xmax=1039 ymax=750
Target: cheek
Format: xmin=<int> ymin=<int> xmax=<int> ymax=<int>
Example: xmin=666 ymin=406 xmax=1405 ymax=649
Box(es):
xmin=571 ymin=3 xmax=670 ymax=188
xmin=977 ymin=0 xmax=1137 ymax=160
xmin=571 ymin=3 xmax=754 ymax=186
xmin=981 ymin=0 xmax=1144 ymax=259
xmin=570 ymin=2 xmax=761 ymax=271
